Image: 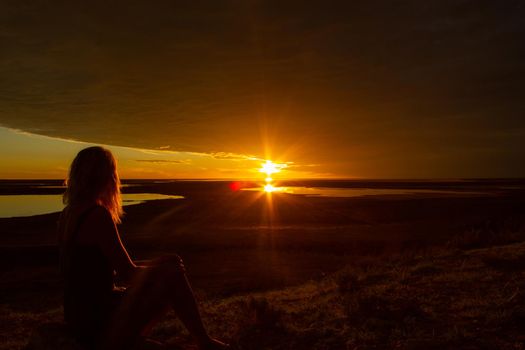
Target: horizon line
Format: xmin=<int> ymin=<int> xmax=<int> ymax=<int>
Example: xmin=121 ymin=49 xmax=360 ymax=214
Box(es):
xmin=1 ymin=177 xmax=525 ymax=182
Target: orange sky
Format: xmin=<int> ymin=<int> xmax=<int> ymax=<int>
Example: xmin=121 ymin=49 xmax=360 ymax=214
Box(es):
xmin=0 ymin=127 xmax=318 ymax=180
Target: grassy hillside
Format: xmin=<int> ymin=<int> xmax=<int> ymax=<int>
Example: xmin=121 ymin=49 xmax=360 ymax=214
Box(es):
xmin=7 ymin=228 xmax=525 ymax=350
xmin=197 ymin=241 xmax=525 ymax=349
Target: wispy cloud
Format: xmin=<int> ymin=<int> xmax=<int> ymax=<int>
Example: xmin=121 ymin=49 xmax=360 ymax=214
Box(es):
xmin=135 ymin=159 xmax=191 ymax=164
xmin=210 ymin=152 xmax=261 ymax=161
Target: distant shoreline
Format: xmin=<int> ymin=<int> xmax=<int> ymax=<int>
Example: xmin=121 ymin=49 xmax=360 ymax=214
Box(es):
xmin=1 ymin=177 xmax=525 ymax=181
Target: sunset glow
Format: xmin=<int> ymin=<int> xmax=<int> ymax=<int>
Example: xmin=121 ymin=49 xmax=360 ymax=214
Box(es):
xmin=260 ymin=160 xmax=286 ymax=193
xmin=260 ymin=160 xmax=282 ymax=176
xmin=264 ymin=184 xmax=276 ymax=193
xmin=1 ymin=1 xmax=524 ymax=180
xmin=2 ymin=3 xmax=525 ymax=348
xmin=0 ymin=127 xmax=315 ymax=179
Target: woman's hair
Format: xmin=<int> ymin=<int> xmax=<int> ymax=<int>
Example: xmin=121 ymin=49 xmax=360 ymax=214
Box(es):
xmin=63 ymin=146 xmax=123 ymax=223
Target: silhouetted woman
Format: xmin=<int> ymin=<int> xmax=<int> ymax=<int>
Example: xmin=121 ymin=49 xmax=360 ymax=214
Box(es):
xmin=58 ymin=146 xmax=228 ymax=349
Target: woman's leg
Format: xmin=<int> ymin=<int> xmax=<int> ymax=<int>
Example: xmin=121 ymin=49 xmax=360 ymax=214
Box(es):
xmin=99 ymin=255 xmax=223 ymax=349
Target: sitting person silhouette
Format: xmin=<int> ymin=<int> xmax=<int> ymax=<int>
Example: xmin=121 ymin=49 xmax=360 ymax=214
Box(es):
xmin=58 ymin=146 xmax=228 ymax=349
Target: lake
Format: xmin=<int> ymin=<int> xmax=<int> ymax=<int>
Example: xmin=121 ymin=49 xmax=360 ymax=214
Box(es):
xmin=242 ymin=186 xmax=489 ymax=197
xmin=0 ymin=178 xmax=521 ymax=218
xmin=0 ymin=193 xmax=183 ymax=218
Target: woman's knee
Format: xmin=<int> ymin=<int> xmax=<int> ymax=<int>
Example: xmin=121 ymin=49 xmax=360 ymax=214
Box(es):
xmin=154 ymin=254 xmax=183 ymax=265
xmin=153 ymin=254 xmax=186 ymax=276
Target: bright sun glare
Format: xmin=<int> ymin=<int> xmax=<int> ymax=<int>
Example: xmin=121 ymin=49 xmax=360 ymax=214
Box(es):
xmin=264 ymin=184 xmax=276 ymax=192
xmin=260 ymin=160 xmax=285 ymax=193
xmin=260 ymin=160 xmax=281 ymax=176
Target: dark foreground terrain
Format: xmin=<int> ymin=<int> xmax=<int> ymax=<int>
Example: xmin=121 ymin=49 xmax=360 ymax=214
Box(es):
xmin=1 ymin=180 xmax=524 ymax=349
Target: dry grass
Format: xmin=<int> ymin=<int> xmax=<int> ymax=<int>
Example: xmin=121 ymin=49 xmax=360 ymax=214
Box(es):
xmin=178 ymin=241 xmax=525 ymax=349
xmin=447 ymin=216 xmax=525 ymax=250
xmin=3 ymin=223 xmax=525 ymax=350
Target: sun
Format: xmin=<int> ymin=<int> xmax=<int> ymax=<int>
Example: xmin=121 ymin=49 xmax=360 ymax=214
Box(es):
xmin=259 ymin=160 xmax=286 ymax=193
xmin=260 ymin=160 xmax=281 ymax=176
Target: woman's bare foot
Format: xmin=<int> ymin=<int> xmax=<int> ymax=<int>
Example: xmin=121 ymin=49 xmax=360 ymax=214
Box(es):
xmin=197 ymin=337 xmax=230 ymax=350
xmin=132 ymin=337 xmax=167 ymax=350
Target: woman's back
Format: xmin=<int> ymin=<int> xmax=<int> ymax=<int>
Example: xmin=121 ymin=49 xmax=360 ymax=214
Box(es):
xmin=59 ymin=204 xmax=116 ymax=343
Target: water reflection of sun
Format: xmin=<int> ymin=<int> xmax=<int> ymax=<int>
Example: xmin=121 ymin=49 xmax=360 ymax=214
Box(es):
xmin=264 ymin=184 xmax=276 ymax=192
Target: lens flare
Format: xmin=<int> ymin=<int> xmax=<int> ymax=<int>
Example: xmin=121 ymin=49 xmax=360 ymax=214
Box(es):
xmin=229 ymin=181 xmax=241 ymax=191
